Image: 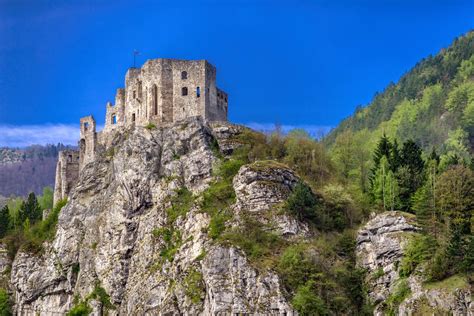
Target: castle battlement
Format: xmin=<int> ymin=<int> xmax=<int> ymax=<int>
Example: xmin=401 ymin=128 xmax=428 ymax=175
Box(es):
xmin=54 ymin=58 xmax=229 ymax=204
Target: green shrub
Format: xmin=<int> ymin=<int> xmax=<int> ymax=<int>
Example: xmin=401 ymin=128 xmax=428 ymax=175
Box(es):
xmin=209 ymin=137 xmax=222 ymax=158
xmin=220 ymin=217 xmax=284 ymax=263
xmin=291 ymin=281 xmax=328 ymax=316
xmin=372 ymin=267 xmax=385 ymax=279
xmin=385 ymin=278 xmax=411 ymax=315
xmin=184 ymin=268 xmax=205 ymax=304
xmin=277 ymin=244 xmax=317 ymax=291
xmin=67 ymin=282 xmax=115 ymax=315
xmin=89 ymin=283 xmax=115 ymax=310
xmin=145 ymin=123 xmax=157 ymax=130
xmin=72 ymin=262 xmax=80 ymax=274
xmin=208 ymin=210 xmax=230 ymax=239
xmin=425 ymin=248 xmax=450 ymax=281
xmin=158 ymin=229 xmax=182 ymax=263
xmin=399 ymin=235 xmax=436 ymax=277
xmin=66 ymin=301 xmax=92 ymax=316
xmin=285 ymin=182 xmax=319 ymax=222
xmin=201 ymin=180 xmax=236 ymax=215
xmin=0 ymin=289 xmax=12 ymax=316
xmin=166 ymin=188 xmax=194 ymax=224
xmin=196 ymin=249 xmax=206 ymax=261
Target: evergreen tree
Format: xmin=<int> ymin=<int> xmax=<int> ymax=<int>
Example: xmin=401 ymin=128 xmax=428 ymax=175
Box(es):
xmin=0 ymin=205 xmax=9 ymax=238
xmin=389 ymin=139 xmax=402 ymax=171
xmin=436 ymin=165 xmax=474 ymax=234
xmin=429 ymin=147 xmax=440 ymax=165
xmin=17 ymin=192 xmax=42 ymax=225
xmin=397 ymin=140 xmax=425 ymax=211
xmin=370 ymin=134 xmax=393 ymax=196
xmin=372 ymin=134 xmax=392 ymax=168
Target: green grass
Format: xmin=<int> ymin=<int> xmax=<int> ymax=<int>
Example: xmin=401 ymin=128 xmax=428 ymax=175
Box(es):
xmin=372 ymin=267 xmax=385 ymax=280
xmin=184 ymin=268 xmax=205 ymax=304
xmin=66 ymin=282 xmax=115 ymax=315
xmin=423 ymin=274 xmax=468 ymax=291
xmin=165 ymin=188 xmax=194 ymax=224
xmin=385 ymin=278 xmax=411 ymax=315
xmin=220 ymin=216 xmax=285 ymax=268
xmin=154 ymin=228 xmax=182 ymax=263
xmin=0 ymin=288 xmax=12 ymax=316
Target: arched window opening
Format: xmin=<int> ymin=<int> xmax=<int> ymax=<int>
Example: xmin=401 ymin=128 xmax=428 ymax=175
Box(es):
xmin=153 ymin=85 xmax=158 ymax=115
xmin=182 ymin=87 xmax=188 ymax=96
xmin=112 ymin=115 xmax=117 ymax=124
xmin=83 ymin=122 xmax=89 ymax=131
xmin=196 ymin=87 xmax=200 ymax=98
xmin=132 ymin=113 xmax=136 ymax=122
xmin=181 ymin=71 xmax=187 ymax=80
xmin=68 ymin=155 xmax=72 ymax=162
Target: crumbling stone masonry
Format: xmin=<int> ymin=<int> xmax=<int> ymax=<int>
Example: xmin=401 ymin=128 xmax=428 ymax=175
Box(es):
xmin=53 ymin=58 xmax=229 ymax=204
xmin=53 ymin=150 xmax=80 ymax=205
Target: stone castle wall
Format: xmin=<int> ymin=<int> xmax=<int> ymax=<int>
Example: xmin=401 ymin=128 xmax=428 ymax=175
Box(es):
xmin=79 ymin=116 xmax=97 ymax=170
xmin=54 ymin=58 xmax=228 ymax=203
xmin=53 ymin=150 xmax=80 ymax=205
xmin=104 ymin=58 xmax=228 ymax=130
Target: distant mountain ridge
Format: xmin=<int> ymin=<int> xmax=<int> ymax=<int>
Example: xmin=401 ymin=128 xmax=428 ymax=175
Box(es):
xmin=0 ymin=144 xmax=74 ymax=197
xmin=325 ymin=30 xmax=474 ymax=160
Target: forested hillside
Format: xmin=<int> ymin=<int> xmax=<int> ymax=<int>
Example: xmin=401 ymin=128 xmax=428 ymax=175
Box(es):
xmin=0 ymin=144 xmax=72 ymax=197
xmin=326 ymin=30 xmax=474 ymax=163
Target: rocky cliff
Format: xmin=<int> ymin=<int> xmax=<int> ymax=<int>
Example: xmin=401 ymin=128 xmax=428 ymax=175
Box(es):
xmin=7 ymin=118 xmax=303 ymax=315
xmin=357 ymin=212 xmax=473 ymax=315
xmin=4 ymin=118 xmax=472 ymax=315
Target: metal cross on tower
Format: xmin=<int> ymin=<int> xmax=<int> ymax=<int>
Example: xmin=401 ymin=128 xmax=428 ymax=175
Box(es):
xmin=133 ymin=50 xmax=140 ymax=68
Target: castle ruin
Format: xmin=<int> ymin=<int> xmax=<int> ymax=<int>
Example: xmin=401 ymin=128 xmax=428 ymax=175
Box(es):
xmin=53 ymin=58 xmax=228 ymax=205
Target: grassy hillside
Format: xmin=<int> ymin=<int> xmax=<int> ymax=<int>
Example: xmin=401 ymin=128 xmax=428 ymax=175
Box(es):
xmin=325 ymin=30 xmax=474 ymax=164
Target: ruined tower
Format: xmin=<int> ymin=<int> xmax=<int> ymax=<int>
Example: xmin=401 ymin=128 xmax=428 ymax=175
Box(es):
xmin=53 ymin=150 xmax=80 ymax=205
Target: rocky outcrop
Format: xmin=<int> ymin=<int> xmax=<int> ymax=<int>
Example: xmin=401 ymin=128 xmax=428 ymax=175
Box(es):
xmin=9 ymin=118 xmax=297 ymax=315
xmin=356 ymin=212 xmax=418 ymax=306
xmin=233 ymin=161 xmax=309 ymax=238
xmin=357 ymin=212 xmax=472 ymax=316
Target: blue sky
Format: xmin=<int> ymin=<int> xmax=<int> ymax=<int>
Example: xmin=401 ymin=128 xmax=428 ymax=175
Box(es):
xmin=0 ymin=0 xmax=473 ymax=146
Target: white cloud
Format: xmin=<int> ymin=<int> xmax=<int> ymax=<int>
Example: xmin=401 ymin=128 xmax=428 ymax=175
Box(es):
xmin=0 ymin=124 xmax=80 ymax=147
xmin=0 ymin=122 xmax=332 ymax=147
xmin=243 ymin=122 xmax=333 ymax=139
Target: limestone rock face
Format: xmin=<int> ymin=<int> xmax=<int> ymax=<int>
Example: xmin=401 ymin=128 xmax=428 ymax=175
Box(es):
xmin=356 ymin=212 xmax=472 ymax=316
xmin=356 ymin=212 xmax=418 ymax=306
xmin=9 ymin=118 xmax=296 ymax=315
xmin=233 ymin=161 xmax=309 ymax=238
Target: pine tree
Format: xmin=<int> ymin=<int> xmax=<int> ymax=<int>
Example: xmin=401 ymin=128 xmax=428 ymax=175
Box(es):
xmin=18 ymin=192 xmax=42 ymax=225
xmin=372 ymin=134 xmax=392 ymax=168
xmin=389 ymin=139 xmax=402 ymax=171
xmin=0 ymin=205 xmax=10 ymax=238
xmin=370 ymin=134 xmax=392 ymax=195
xmin=397 ymin=140 xmax=425 ymax=211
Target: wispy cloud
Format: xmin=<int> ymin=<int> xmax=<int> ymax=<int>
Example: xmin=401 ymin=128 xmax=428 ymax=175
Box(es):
xmin=0 ymin=124 xmax=80 ymax=147
xmin=243 ymin=122 xmax=333 ymax=139
xmin=0 ymin=122 xmax=333 ymax=147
